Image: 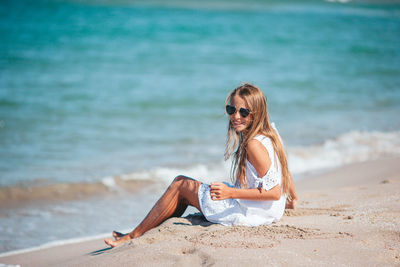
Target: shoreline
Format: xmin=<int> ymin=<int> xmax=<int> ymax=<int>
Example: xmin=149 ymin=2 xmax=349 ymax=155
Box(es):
xmin=0 ymin=233 xmax=115 ymax=259
xmin=1 ymin=156 xmax=399 ymax=266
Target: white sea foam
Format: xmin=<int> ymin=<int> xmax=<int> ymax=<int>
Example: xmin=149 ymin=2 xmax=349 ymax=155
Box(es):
xmin=325 ymin=0 xmax=351 ymax=3
xmin=100 ymin=176 xmax=124 ymax=193
xmin=101 ymin=161 xmax=232 ymax=186
xmin=100 ymin=130 xmax=400 ymax=184
xmin=288 ymin=130 xmax=400 ymax=175
xmin=101 ymin=176 xmax=117 ymax=188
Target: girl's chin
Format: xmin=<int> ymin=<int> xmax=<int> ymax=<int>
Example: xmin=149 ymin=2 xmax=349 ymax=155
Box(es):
xmin=233 ymin=126 xmax=246 ymax=132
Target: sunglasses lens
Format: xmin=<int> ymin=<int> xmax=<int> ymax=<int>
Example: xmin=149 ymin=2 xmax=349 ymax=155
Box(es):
xmin=239 ymin=108 xmax=250 ymax=118
xmin=226 ymin=105 xmax=236 ymax=115
xmin=226 ymin=105 xmax=250 ymax=117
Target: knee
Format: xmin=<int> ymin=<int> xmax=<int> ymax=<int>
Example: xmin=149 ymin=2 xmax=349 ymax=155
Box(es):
xmin=171 ymin=175 xmax=192 ymax=189
xmin=173 ymin=175 xmax=186 ymax=183
xmin=171 ymin=175 xmax=186 ymax=188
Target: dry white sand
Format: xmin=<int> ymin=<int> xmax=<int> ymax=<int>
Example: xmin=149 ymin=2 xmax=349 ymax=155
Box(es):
xmin=1 ymin=156 xmax=399 ymax=266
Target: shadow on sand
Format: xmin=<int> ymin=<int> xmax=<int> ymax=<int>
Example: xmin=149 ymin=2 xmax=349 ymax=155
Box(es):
xmin=173 ymin=213 xmax=214 ymax=227
xmin=89 ymin=213 xmax=213 ymax=256
xmin=89 ymin=247 xmax=113 ymax=256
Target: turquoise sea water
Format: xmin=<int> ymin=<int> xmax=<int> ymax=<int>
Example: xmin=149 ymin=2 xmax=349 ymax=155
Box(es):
xmin=1 ymin=0 xmax=400 ymax=253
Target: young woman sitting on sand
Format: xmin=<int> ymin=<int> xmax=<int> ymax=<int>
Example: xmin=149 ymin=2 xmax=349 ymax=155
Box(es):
xmin=105 ymin=83 xmax=298 ymax=247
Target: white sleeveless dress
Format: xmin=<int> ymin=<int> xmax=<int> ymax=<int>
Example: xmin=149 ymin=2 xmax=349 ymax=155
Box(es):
xmin=197 ymin=125 xmax=286 ymax=226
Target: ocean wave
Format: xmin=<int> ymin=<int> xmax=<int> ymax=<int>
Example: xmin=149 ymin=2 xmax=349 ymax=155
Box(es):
xmin=324 ymin=0 xmax=351 ymax=3
xmin=110 ymin=162 xmax=232 ymax=185
xmin=0 ymin=179 xmax=153 ymax=207
xmin=288 ymin=130 xmax=400 ymax=175
xmin=1 ymin=130 xmax=399 ymax=204
xmin=119 ymin=130 xmax=400 ymax=182
xmin=115 ymin=130 xmax=400 ymax=182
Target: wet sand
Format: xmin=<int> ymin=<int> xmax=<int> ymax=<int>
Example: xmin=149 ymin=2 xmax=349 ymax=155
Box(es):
xmin=1 ymin=156 xmax=399 ymax=266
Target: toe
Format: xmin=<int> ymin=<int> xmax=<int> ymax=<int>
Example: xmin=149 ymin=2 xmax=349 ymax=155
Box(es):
xmin=104 ymin=238 xmax=116 ymax=247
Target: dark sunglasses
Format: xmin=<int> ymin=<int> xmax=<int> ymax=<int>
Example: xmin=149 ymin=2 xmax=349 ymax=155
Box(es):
xmin=226 ymin=105 xmax=251 ymax=118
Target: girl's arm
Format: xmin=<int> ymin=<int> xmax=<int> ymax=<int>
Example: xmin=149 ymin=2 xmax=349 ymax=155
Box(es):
xmin=210 ymin=183 xmax=281 ymax=201
xmin=285 ymin=175 xmax=298 ymax=209
xmin=210 ymin=139 xmax=281 ymax=201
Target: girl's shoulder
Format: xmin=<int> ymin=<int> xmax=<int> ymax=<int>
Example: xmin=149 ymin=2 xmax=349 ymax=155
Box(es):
xmin=253 ymin=134 xmax=272 ymax=146
xmin=253 ymin=122 xmax=279 ymax=146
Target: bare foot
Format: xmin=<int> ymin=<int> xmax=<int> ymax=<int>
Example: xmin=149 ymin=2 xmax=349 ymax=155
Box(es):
xmin=104 ymin=238 xmax=119 ymax=247
xmin=104 ymin=231 xmax=132 ymax=247
xmin=285 ymin=199 xmax=297 ymax=210
xmin=104 ymin=234 xmax=131 ymax=247
xmin=112 ymin=231 xmax=127 ymax=241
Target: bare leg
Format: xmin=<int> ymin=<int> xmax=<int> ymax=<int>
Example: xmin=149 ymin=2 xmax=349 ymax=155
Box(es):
xmin=105 ymin=176 xmax=201 ymax=247
xmin=112 ymin=202 xmax=189 ymax=241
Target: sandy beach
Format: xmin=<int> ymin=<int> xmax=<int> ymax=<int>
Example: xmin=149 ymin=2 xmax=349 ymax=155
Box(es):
xmin=2 ymin=1 xmax=400 ymax=266
xmin=1 ymin=156 xmax=399 ymax=266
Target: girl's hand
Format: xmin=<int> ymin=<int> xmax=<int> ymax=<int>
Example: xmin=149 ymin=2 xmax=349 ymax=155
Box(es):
xmin=209 ymin=182 xmax=233 ymax=201
xmin=285 ymin=198 xmax=297 ymax=209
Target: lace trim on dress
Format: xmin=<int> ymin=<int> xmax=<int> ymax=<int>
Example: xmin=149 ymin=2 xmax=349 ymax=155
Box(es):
xmin=250 ymin=133 xmax=280 ymax=191
xmin=254 ymin=168 xmax=279 ymax=191
xmin=198 ymin=183 xmax=237 ymax=218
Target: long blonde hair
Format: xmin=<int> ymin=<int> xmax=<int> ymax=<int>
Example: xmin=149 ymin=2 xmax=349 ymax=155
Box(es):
xmin=224 ymin=83 xmax=292 ymax=198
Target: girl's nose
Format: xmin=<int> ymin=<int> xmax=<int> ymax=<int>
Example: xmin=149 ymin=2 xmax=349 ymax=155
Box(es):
xmin=233 ymin=110 xmax=241 ymax=119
